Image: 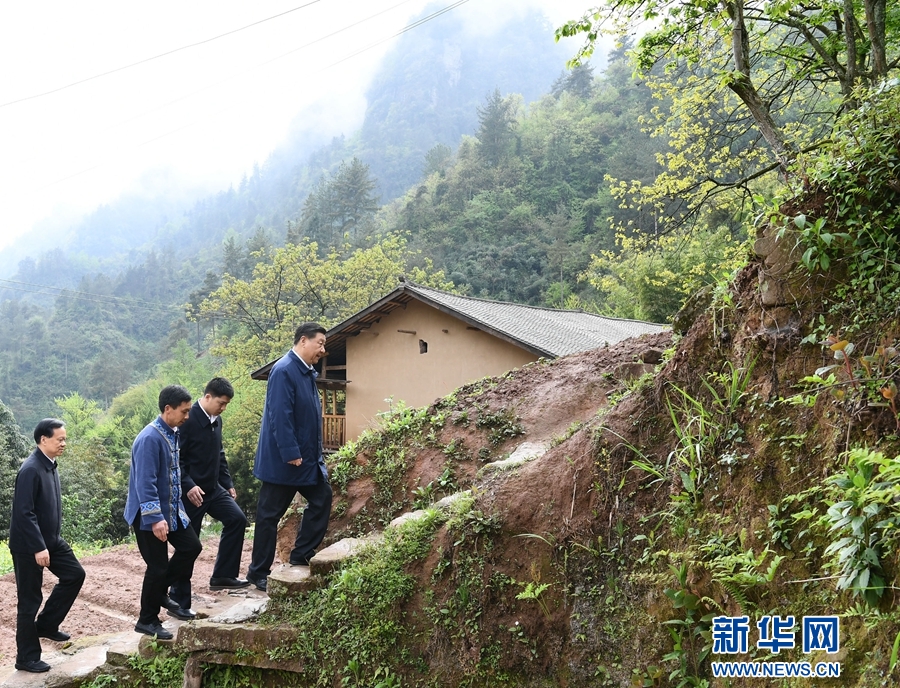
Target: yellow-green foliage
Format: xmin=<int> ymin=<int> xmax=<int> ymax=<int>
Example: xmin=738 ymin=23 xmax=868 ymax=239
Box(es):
xmin=581 ymin=224 xmax=749 ymax=321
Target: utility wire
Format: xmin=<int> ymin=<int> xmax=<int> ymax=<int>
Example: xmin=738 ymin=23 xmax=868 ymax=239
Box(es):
xmin=0 ymin=277 xmax=181 ymax=312
xmin=32 ymin=0 xmax=418 ymax=177
xmin=0 ymin=276 xmax=282 ymax=327
xmin=32 ymin=0 xmax=470 ymax=191
xmin=0 ymin=0 xmax=326 ymax=109
xmin=258 ymin=0 xmax=450 ymax=68
xmin=326 ymin=0 xmax=470 ymax=69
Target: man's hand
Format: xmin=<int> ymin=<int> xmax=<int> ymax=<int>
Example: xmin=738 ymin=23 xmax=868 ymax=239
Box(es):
xmin=187 ymin=485 xmax=205 ymax=507
xmin=227 ymin=487 xmax=237 ymax=499
xmin=288 ymin=457 xmax=303 ymax=466
xmin=152 ymin=520 xmax=169 ymax=542
xmin=34 ymin=549 xmax=50 ymax=567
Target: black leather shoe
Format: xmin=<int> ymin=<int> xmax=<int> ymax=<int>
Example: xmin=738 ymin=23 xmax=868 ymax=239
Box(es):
xmin=37 ymin=628 xmax=70 ymax=642
xmin=247 ymin=575 xmax=267 ymax=592
xmin=209 ymin=576 xmax=251 ymax=590
xmin=134 ymin=621 xmax=173 ymax=640
xmin=166 ymin=607 xmax=197 ymax=621
xmin=161 ymin=595 xmax=180 ymax=613
xmin=15 ymin=660 xmax=51 ymax=673
xmin=289 ymin=557 xmax=310 ymax=566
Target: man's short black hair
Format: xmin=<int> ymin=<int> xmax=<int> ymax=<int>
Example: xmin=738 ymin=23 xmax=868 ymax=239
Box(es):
xmin=34 ymin=418 xmax=65 ymax=445
xmin=204 ymin=377 xmax=234 ymax=399
xmin=158 ymin=385 xmax=192 ymax=413
xmin=294 ymin=322 xmax=326 ymax=345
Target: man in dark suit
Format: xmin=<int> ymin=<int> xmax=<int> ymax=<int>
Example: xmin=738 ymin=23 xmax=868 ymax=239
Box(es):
xmin=169 ymin=377 xmax=249 ymax=612
xmin=246 ymin=322 xmax=332 ymax=592
xmin=9 ymin=418 xmax=86 ymax=674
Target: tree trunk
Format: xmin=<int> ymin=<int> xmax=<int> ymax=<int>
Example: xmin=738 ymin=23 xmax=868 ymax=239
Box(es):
xmin=727 ymin=0 xmax=793 ymax=169
xmin=863 ymin=0 xmax=888 ymax=79
xmin=843 ymin=0 xmax=859 ymax=103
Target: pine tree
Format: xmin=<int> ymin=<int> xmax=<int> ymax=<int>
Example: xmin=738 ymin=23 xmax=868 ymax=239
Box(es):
xmin=476 ymin=89 xmax=519 ymax=166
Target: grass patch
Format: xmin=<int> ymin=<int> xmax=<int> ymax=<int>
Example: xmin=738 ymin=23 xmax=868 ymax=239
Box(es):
xmin=263 ymin=510 xmax=443 ymax=687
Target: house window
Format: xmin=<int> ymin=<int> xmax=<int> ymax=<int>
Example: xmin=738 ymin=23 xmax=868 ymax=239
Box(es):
xmin=319 ymin=388 xmax=346 ymax=415
xmin=419 ymin=339 xmax=428 ymax=354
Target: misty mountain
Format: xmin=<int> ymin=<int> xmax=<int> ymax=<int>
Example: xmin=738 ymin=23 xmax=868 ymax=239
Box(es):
xmin=0 ymin=4 xmax=571 ymax=297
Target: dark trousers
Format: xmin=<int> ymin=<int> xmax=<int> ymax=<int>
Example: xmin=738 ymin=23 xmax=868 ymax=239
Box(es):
xmin=132 ymin=517 xmax=202 ymax=625
xmin=169 ymin=486 xmax=248 ymax=609
xmin=248 ymin=473 xmax=332 ymax=580
xmin=12 ymin=541 xmax=85 ymax=663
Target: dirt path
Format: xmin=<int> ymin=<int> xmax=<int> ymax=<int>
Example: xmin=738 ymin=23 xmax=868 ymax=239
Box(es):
xmin=0 ymin=536 xmax=256 ymax=667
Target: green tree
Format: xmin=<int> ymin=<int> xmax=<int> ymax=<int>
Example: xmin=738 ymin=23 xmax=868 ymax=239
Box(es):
xmin=550 ymin=63 xmax=595 ymax=99
xmin=581 ymin=224 xmax=749 ymax=322
xmin=198 ymin=234 xmax=453 ymax=515
xmin=423 ymin=144 xmax=453 ymax=178
xmin=299 ymin=159 xmax=380 ymax=248
xmin=557 ymin=1 xmax=900 ymax=232
xmin=476 ymin=89 xmax=521 ymax=166
xmin=55 ymin=394 xmax=130 ymax=543
xmin=332 ymin=158 xmax=380 ymax=241
xmin=222 ymin=234 xmax=247 ymax=279
xmin=0 ymin=398 xmax=29 ymax=538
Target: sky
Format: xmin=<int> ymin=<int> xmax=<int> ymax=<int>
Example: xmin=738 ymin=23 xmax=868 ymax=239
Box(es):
xmin=0 ymin=0 xmax=593 ymax=257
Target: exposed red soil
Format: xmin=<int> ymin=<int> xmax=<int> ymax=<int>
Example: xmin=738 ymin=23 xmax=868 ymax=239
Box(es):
xmin=277 ymin=330 xmax=673 ymax=555
xmin=0 ymin=537 xmax=255 ymax=667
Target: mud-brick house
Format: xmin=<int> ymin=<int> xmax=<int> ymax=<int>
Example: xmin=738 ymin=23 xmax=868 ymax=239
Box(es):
xmin=250 ymin=279 xmax=666 ymax=448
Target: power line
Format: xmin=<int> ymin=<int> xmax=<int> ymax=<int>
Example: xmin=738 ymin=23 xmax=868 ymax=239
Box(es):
xmin=0 ymin=0 xmax=326 ymax=109
xmin=32 ymin=0 xmax=471 ymax=191
xmin=0 ymin=277 xmax=181 ymax=312
xmin=29 ymin=0 xmax=419 ymax=187
xmin=327 ymin=0 xmax=471 ymax=69
xmin=0 ymin=276 xmax=282 ymax=328
xmin=258 ymin=0 xmax=440 ymax=68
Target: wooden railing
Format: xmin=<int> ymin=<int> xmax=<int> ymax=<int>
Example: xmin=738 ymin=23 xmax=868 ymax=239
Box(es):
xmin=323 ymin=415 xmax=346 ymax=450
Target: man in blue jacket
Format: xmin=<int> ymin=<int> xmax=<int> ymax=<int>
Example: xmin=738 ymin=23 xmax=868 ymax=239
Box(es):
xmin=247 ymin=322 xmax=332 ymax=592
xmin=10 ymin=419 xmax=85 ymax=673
xmin=124 ymin=385 xmax=202 ymax=639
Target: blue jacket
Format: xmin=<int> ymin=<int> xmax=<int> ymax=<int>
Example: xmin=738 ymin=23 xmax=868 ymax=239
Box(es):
xmin=124 ymin=417 xmax=191 ymax=531
xmin=254 ymin=349 xmax=327 ymax=486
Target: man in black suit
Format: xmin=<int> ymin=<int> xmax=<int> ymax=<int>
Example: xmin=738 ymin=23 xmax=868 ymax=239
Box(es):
xmin=9 ymin=418 xmax=85 ymax=674
xmin=169 ymin=378 xmax=249 ymax=613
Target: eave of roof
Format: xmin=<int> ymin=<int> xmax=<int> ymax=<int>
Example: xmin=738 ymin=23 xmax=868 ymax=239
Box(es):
xmin=250 ymin=281 xmax=666 ymax=380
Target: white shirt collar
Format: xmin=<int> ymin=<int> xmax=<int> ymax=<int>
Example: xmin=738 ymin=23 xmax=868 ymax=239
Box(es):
xmin=290 ymin=348 xmax=314 ymax=370
xmin=198 ymin=401 xmax=218 ymax=425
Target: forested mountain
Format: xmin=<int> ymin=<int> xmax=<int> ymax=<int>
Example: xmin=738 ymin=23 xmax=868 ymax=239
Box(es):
xmin=382 ymin=56 xmax=668 ymax=307
xmin=0 ymin=5 xmax=575 ymax=430
xmin=0 ymin=6 xmax=569 ymax=291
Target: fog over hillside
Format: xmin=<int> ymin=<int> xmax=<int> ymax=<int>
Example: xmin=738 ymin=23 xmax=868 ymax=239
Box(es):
xmin=0 ymin=2 xmax=582 ymax=287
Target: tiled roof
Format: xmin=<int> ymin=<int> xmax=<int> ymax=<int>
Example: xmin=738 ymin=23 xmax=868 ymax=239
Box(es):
xmin=403 ymin=282 xmax=666 ymax=357
xmin=250 ymin=281 xmax=667 ymax=380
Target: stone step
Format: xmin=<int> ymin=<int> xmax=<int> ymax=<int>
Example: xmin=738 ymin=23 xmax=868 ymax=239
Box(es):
xmin=434 ymin=490 xmax=470 ymax=510
xmin=267 ymin=563 xmax=320 ymax=599
xmin=206 ymin=596 xmax=268 ymax=624
xmin=479 ymin=441 xmax=548 ymax=476
xmin=175 ymin=492 xmax=486 ymax=683
xmin=267 ymin=491 xmax=477 ymax=601
xmin=309 ymin=534 xmax=382 ymax=576
xmin=0 ymin=585 xmax=266 ymax=687
xmin=389 ymin=509 xmax=428 ymax=528
xmin=175 ymin=621 xmax=304 ymax=673
xmin=0 ymin=632 xmax=142 ymax=688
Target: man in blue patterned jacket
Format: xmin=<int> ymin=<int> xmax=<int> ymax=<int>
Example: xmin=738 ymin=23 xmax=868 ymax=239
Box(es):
xmin=124 ymin=385 xmax=202 ymax=639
